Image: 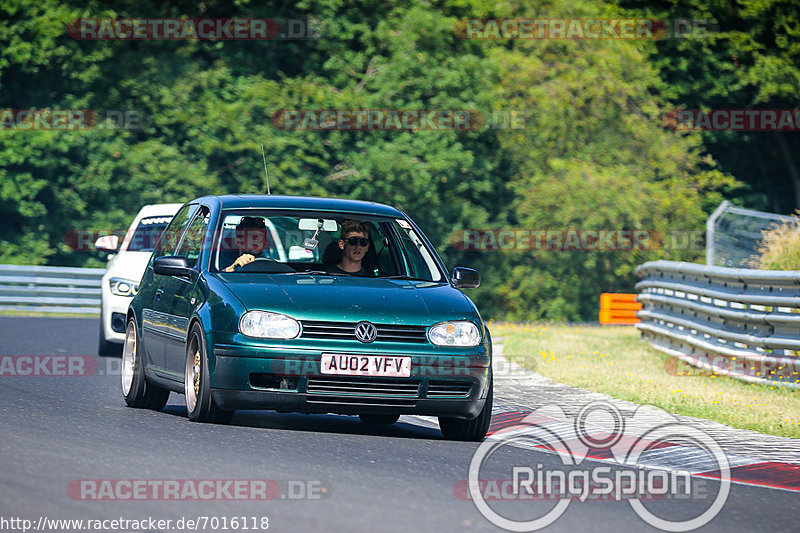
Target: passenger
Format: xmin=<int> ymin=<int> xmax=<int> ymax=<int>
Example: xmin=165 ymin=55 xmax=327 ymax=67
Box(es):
xmin=326 ymin=220 xmax=371 ymax=276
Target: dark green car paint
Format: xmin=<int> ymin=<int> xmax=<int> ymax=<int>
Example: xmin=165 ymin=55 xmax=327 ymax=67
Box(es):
xmin=127 ymin=195 xmax=491 ymax=420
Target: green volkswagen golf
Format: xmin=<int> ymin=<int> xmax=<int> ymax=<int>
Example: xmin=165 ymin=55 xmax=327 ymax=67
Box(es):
xmin=122 ymin=195 xmax=492 ymax=440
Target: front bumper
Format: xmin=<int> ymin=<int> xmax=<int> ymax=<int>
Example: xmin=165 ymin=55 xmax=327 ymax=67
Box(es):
xmin=209 ymin=341 xmax=491 ymax=419
xmin=212 ymin=389 xmax=487 ymax=419
xmin=101 ymin=291 xmax=134 ymax=344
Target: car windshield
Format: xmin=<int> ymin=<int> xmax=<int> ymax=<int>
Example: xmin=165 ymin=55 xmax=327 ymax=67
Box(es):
xmin=126 ymin=215 xmax=174 ymax=252
xmin=211 ymin=210 xmax=444 ymax=282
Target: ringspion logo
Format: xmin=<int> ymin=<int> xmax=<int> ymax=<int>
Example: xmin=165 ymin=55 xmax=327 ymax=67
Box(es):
xmin=465 ymin=401 xmax=730 ymax=531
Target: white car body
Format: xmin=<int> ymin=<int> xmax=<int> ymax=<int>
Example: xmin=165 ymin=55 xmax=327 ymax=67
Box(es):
xmin=98 ymin=203 xmax=182 ymax=354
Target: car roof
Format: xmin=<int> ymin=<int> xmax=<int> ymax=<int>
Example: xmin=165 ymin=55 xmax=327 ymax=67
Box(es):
xmin=192 ymin=194 xmax=405 ymax=218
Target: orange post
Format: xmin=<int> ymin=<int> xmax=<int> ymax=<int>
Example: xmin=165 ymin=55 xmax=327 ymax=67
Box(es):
xmin=598 ymin=293 xmax=641 ymax=325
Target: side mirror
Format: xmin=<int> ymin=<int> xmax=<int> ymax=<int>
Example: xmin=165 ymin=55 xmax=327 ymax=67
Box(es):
xmin=153 ymin=255 xmax=194 ymax=279
xmin=452 ymin=267 xmax=480 ymax=289
xmin=94 ymin=235 xmax=119 ymax=252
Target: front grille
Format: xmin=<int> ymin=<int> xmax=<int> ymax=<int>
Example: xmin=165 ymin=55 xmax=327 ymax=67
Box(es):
xmin=306 ymin=395 xmax=417 ymax=407
xmin=307 ymin=377 xmax=421 ymax=397
xmin=427 ymin=380 xmax=472 ymax=398
xmin=300 ymin=321 xmax=428 ymax=343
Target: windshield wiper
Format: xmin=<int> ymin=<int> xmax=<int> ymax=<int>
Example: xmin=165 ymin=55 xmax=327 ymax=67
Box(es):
xmin=380 ymin=275 xmax=431 ymax=281
xmin=276 ymin=270 xmax=351 ymax=276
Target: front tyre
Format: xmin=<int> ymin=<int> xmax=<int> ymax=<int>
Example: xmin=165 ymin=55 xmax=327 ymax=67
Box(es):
xmin=121 ymin=319 xmax=169 ymax=410
xmin=438 ymin=377 xmax=493 ymax=441
xmin=184 ymin=323 xmax=233 ymax=424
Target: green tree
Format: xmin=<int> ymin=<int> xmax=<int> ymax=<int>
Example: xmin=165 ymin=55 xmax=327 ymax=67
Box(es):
xmin=616 ymin=0 xmax=800 ymax=213
xmin=0 ymin=0 xmax=745 ymax=321
xmin=455 ymin=0 xmax=738 ymax=320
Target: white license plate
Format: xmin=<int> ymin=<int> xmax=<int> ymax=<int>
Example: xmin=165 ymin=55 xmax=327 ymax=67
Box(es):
xmin=320 ymin=354 xmax=411 ymax=377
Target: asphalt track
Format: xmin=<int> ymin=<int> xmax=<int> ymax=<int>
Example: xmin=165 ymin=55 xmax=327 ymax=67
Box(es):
xmin=0 ymin=317 xmax=796 ymax=532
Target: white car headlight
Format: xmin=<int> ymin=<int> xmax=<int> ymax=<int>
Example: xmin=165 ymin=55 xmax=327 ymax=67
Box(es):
xmin=240 ymin=311 xmax=301 ymax=339
xmin=110 ymin=277 xmax=139 ymax=297
xmin=428 ymin=321 xmax=481 ymax=347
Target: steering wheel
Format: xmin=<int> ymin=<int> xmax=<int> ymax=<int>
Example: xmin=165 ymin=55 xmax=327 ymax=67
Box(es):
xmin=236 ymin=258 xmax=294 ymax=273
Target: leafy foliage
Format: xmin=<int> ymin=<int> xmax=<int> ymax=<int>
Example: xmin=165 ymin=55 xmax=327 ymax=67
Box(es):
xmin=0 ymin=0 xmax=766 ymax=320
xmin=616 ymin=0 xmax=800 ymax=212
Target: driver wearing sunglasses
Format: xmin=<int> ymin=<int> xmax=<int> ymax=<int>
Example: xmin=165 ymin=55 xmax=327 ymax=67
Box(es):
xmin=326 ymin=219 xmax=371 ymax=276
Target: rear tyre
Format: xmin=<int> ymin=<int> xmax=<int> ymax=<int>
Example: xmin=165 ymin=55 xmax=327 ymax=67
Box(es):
xmin=121 ymin=319 xmax=169 ymax=410
xmin=185 ymin=323 xmax=233 ymax=424
xmin=359 ymin=414 xmax=400 ymax=425
xmin=438 ymin=377 xmax=493 ymax=441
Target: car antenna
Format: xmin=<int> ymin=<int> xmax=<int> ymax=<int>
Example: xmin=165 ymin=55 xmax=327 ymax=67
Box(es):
xmin=261 ymin=143 xmax=271 ymax=195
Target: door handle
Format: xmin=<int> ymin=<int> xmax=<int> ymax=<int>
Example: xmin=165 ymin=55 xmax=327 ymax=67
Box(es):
xmin=155 ymin=288 xmax=164 ymax=302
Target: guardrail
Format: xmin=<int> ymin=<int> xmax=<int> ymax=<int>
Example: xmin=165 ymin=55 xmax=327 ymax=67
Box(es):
xmin=635 ymin=260 xmax=800 ymax=389
xmin=0 ymin=264 xmax=103 ymax=314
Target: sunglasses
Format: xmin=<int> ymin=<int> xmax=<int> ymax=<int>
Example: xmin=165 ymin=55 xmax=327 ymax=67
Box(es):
xmin=344 ymin=237 xmax=370 ymax=246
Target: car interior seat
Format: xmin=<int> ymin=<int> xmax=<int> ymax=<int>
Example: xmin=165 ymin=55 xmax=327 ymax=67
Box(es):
xmin=321 ymin=241 xmax=341 ymax=266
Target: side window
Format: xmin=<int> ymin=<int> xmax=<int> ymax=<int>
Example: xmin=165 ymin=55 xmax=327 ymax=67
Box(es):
xmin=394 ymin=226 xmax=442 ymax=281
xmin=154 ymin=204 xmax=197 ymax=258
xmin=176 ymin=207 xmax=210 ymax=268
xmin=371 ymin=224 xmax=400 ymax=276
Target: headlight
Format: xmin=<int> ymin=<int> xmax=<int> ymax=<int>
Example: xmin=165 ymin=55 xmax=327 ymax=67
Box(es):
xmin=240 ymin=311 xmax=301 ymax=339
xmin=109 ymin=277 xmax=139 ymax=297
xmin=428 ymin=321 xmax=480 ymax=347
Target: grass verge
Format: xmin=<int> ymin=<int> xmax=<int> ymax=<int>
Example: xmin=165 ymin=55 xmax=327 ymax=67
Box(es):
xmin=490 ymin=322 xmax=800 ymax=439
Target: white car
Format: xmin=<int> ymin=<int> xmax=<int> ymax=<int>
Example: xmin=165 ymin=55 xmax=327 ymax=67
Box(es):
xmin=95 ymin=203 xmax=183 ymax=355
